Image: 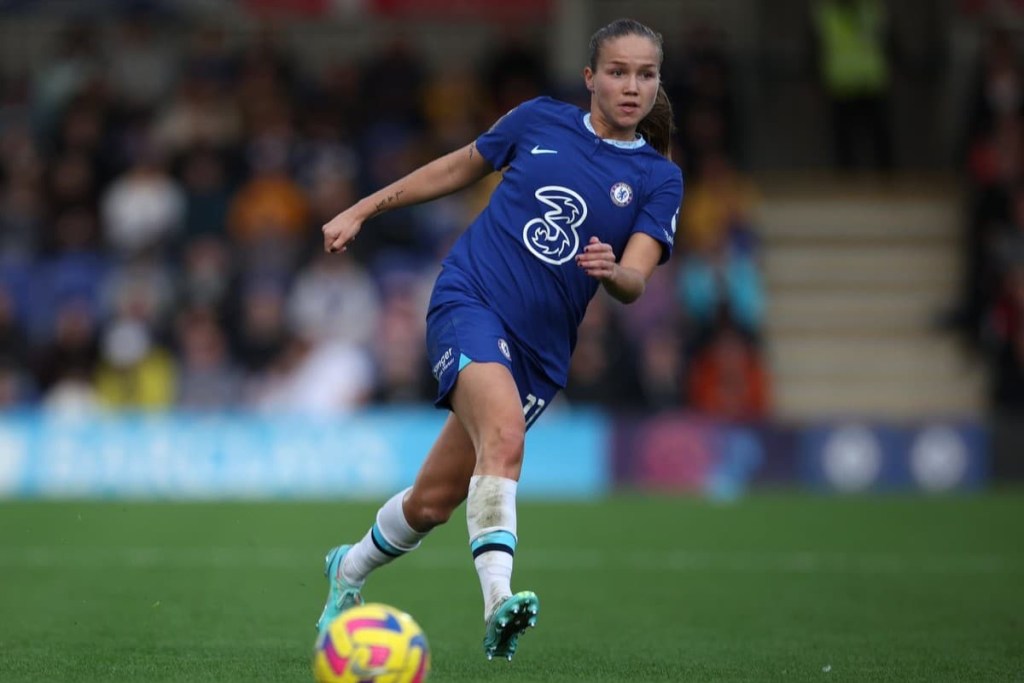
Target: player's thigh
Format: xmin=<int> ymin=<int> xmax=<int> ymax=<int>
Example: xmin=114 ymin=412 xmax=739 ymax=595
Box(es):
xmin=426 ymin=301 xmax=527 ymax=455
xmin=449 ymin=360 xmax=526 ymax=465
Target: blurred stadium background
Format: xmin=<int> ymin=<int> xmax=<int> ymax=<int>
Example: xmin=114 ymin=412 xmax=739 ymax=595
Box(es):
xmin=0 ymin=1 xmax=1022 ymax=682
xmin=0 ymin=0 xmax=1019 ymax=496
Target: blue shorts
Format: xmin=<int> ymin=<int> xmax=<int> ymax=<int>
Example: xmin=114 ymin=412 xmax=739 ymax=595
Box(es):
xmin=425 ymin=300 xmax=559 ymax=429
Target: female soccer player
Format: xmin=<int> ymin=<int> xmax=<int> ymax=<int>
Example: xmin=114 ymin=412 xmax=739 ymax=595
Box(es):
xmin=316 ymin=18 xmax=683 ymax=662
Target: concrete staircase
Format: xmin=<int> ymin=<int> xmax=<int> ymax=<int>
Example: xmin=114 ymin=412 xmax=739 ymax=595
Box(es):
xmin=757 ymin=176 xmax=987 ymax=420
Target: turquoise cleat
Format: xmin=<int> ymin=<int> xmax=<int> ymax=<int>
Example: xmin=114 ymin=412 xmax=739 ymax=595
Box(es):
xmin=315 ymin=545 xmax=364 ymax=632
xmin=482 ymin=591 xmax=540 ymax=661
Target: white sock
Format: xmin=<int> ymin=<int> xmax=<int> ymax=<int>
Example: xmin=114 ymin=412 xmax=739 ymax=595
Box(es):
xmin=466 ymin=475 xmax=518 ymax=621
xmin=340 ymin=487 xmax=428 ymax=585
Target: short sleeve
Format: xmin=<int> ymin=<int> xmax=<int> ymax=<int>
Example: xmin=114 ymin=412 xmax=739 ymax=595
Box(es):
xmin=475 ymin=98 xmax=543 ymax=170
xmin=634 ymin=165 xmax=684 ymax=264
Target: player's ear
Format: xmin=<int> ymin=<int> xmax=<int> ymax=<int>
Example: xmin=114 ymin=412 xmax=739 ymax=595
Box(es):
xmin=583 ymin=67 xmax=595 ymax=92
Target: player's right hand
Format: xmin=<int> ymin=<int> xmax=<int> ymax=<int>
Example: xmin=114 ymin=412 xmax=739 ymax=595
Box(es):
xmin=322 ymin=208 xmax=362 ymax=253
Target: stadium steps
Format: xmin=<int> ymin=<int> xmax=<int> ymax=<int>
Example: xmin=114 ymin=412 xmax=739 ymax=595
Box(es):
xmin=756 ymin=177 xmax=986 ymax=420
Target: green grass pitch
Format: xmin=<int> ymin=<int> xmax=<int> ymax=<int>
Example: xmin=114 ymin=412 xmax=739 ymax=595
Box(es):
xmin=1 ymin=493 xmax=1022 ymax=682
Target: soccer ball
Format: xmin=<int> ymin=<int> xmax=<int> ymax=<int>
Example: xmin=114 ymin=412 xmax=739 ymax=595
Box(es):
xmin=313 ymin=603 xmax=430 ymax=683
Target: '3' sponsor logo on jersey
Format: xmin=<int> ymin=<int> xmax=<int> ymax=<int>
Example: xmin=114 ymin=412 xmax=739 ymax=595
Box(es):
xmin=522 ymin=186 xmax=588 ymax=265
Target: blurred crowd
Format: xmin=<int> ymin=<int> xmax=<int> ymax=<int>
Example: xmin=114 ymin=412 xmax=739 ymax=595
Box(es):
xmin=959 ymin=22 xmax=1024 ymax=409
xmin=0 ymin=12 xmax=769 ymax=420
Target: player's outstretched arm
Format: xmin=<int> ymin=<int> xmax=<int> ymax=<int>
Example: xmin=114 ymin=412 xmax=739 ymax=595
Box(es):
xmin=576 ymin=233 xmax=663 ymax=304
xmin=323 ymin=141 xmax=492 ymax=253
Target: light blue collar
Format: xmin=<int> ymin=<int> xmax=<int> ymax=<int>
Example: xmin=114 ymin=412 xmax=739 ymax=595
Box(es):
xmin=583 ymin=113 xmax=646 ymax=149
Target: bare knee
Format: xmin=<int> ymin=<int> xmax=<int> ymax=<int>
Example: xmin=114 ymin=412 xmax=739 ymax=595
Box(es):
xmin=477 ymin=421 xmax=526 ymax=475
xmin=404 ymin=486 xmax=466 ymax=532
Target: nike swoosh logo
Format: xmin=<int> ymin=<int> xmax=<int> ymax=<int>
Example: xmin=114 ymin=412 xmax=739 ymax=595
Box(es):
xmin=531 ymin=145 xmax=558 ymax=155
xmin=350 ymin=665 xmax=392 ymax=677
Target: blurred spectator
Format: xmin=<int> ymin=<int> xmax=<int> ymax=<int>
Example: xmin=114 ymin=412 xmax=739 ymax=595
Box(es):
xmin=312 ymin=62 xmax=363 ymax=141
xmin=0 ymin=11 xmax=736 ymax=416
xmin=0 ymin=283 xmax=28 ymax=367
xmin=231 ymin=278 xmax=290 ymax=374
xmin=31 ymin=208 xmax=108 ymax=342
xmin=664 ymin=24 xmax=739 ymax=179
xmin=179 ymin=235 xmax=234 ymax=311
xmin=100 ymin=252 xmax=177 ymax=335
xmin=235 ymin=23 xmax=298 ymax=132
xmin=966 ymin=107 xmax=1022 ymax=191
xmin=32 ymin=297 xmax=100 ymax=415
xmin=0 ymin=118 xmax=45 ymax=193
xmin=988 ymin=264 xmax=1024 ymax=406
xmin=359 ymin=35 xmax=426 ymax=129
xmin=47 ymin=152 xmax=98 ymax=218
xmin=31 ymin=22 xmax=103 ymax=138
xmin=677 ymin=247 xmax=765 ymax=343
xmin=179 ymin=147 xmax=233 ymax=241
xmin=104 ymin=12 xmax=178 ymax=115
xmin=636 ymin=323 xmax=687 ymax=411
xmin=101 ymin=144 xmax=185 ymax=255
xmin=993 ymin=183 xmax=1024 ymax=271
xmin=32 ymin=296 xmax=98 ymax=394
xmin=961 ymin=117 xmax=1021 ymax=332
xmin=295 ymin=91 xmax=359 ymax=183
xmin=409 ymin=187 xmax=480 ymax=263
xmin=152 ymin=69 xmax=242 ymax=155
xmin=0 ymin=175 xmax=43 ymax=265
xmin=228 ymin=137 xmax=308 ymax=276
xmin=954 ymin=29 xmax=1024 ymax=342
xmin=680 ymin=152 xmax=760 ymax=256
xmin=181 ymin=24 xmax=237 ymax=90
xmin=174 ymin=307 xmax=244 ymax=410
xmin=479 ymin=28 xmax=549 ymax=119
xmin=965 ymin=27 xmax=1024 ymax=148
xmin=52 ymin=98 xmax=116 ymax=186
xmin=250 ymin=335 xmax=374 ymax=416
xmin=369 ymin=275 xmax=433 ymax=404
xmin=286 ymin=252 xmax=380 ymax=347
xmin=676 ymin=153 xmax=765 ymax=341
xmin=563 ymin=293 xmax=644 ymax=409
xmin=423 ymin=67 xmax=486 ymax=152
xmin=0 ymin=357 xmax=35 ymax=408
xmin=619 ymin=260 xmax=688 ymax=408
xmin=94 ymin=318 xmax=176 ymax=410
xmin=41 ymin=366 xmax=99 ymax=416
xmin=619 ymin=258 xmax=682 ymax=340
xmin=811 ymin=0 xmax=894 ymax=170
xmin=687 ymin=324 xmax=770 ymax=420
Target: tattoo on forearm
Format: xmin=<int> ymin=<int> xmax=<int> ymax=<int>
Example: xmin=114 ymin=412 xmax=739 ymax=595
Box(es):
xmin=373 ymin=190 xmax=405 ymax=216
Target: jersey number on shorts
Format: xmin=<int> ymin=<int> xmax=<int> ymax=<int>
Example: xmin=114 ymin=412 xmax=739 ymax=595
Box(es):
xmin=523 ymin=393 xmax=546 ymax=428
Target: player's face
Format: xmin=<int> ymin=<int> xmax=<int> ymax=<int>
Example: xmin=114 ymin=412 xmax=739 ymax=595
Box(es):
xmin=584 ymin=34 xmax=661 ymax=141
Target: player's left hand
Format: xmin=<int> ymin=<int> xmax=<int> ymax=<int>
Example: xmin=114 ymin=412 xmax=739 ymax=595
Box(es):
xmin=576 ymin=236 xmax=617 ymax=281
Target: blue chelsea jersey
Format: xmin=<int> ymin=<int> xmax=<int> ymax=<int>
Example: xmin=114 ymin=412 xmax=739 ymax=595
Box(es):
xmin=429 ymin=96 xmax=684 ymax=387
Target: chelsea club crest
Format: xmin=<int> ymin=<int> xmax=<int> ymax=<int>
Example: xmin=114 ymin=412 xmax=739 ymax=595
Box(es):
xmin=610 ymin=182 xmax=633 ymax=207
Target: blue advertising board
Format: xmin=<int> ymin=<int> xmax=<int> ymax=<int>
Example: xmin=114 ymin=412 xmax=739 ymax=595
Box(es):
xmin=799 ymin=421 xmax=989 ymax=493
xmin=611 ymin=414 xmax=988 ymax=496
xmin=0 ymin=409 xmax=609 ymax=500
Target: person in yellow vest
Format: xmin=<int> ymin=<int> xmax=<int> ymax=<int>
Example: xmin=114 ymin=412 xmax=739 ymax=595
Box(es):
xmin=94 ymin=319 xmax=176 ymax=410
xmin=812 ymin=0 xmax=894 ymax=170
